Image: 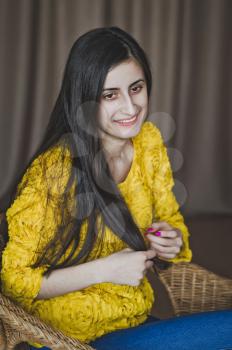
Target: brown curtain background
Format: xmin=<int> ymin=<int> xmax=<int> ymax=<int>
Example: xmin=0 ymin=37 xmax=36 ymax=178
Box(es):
xmin=0 ymin=0 xmax=231 ymax=316
xmin=1 ymin=0 xmax=232 ymax=217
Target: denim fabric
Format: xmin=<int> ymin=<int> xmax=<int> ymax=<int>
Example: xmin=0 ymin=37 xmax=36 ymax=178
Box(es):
xmin=29 ymin=347 xmax=50 ymax=350
xmin=30 ymin=347 xmax=50 ymax=349
xmin=90 ymin=311 xmax=232 ymax=350
xmin=30 ymin=311 xmax=232 ymax=350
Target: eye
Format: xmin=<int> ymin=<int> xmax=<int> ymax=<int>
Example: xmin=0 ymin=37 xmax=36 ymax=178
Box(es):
xmin=102 ymin=92 xmax=117 ymax=100
xmin=131 ymin=85 xmax=143 ymax=94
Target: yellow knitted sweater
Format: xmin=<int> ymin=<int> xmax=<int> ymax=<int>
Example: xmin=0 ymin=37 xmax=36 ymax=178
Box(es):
xmin=1 ymin=121 xmax=192 ymax=343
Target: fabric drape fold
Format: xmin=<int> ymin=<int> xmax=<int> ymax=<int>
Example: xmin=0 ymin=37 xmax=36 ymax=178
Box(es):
xmin=0 ymin=0 xmax=231 ymax=216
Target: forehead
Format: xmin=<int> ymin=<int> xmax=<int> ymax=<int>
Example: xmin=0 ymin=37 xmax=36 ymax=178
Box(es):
xmin=103 ymin=59 xmax=144 ymax=88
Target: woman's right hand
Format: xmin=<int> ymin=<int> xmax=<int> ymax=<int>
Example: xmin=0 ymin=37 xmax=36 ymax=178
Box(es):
xmin=102 ymin=248 xmax=157 ymax=286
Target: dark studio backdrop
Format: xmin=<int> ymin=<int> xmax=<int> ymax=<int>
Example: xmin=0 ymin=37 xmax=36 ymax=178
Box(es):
xmin=0 ymin=0 xmax=231 ymax=317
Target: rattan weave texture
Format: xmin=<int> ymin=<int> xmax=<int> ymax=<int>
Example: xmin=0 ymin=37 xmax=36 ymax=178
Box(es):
xmin=159 ymin=263 xmax=232 ymax=316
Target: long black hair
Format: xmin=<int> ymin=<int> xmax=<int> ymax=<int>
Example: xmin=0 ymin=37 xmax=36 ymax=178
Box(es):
xmin=9 ymin=27 xmax=154 ymax=274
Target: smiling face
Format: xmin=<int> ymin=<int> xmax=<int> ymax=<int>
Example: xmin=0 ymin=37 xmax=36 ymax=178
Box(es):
xmin=97 ymin=58 xmax=149 ymax=142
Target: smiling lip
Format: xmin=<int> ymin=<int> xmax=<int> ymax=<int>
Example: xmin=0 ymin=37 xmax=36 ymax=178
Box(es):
xmin=113 ymin=114 xmax=138 ymax=126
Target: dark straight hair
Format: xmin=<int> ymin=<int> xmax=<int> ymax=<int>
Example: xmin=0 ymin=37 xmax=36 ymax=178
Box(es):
xmin=9 ymin=27 xmax=153 ymax=274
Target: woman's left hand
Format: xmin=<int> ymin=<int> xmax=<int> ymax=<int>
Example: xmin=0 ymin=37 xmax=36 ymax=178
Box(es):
xmin=145 ymin=221 xmax=183 ymax=260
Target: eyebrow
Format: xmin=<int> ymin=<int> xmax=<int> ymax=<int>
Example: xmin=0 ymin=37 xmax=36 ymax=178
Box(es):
xmin=102 ymin=79 xmax=145 ymax=91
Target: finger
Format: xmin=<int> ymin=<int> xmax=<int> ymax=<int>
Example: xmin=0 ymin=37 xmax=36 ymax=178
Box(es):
xmin=158 ymin=230 xmax=178 ymax=238
xmin=176 ymin=237 xmax=183 ymax=247
xmin=158 ymin=236 xmax=182 ymax=248
xmin=157 ymin=252 xmax=177 ymax=259
xmin=146 ymin=233 xmax=180 ymax=247
xmin=146 ymin=235 xmax=173 ymax=246
xmin=175 ymin=229 xmax=183 ymax=247
xmin=175 ymin=228 xmax=183 ymax=237
xmin=150 ymin=242 xmax=181 ymax=254
xmin=151 ymin=221 xmax=172 ymax=231
xmin=145 ymin=260 xmax=154 ymax=270
xmin=121 ymin=248 xmax=134 ymax=253
xmin=146 ymin=230 xmax=178 ymax=239
xmin=145 ymin=249 xmax=157 ymax=260
xmin=152 ymin=243 xmax=181 ymax=254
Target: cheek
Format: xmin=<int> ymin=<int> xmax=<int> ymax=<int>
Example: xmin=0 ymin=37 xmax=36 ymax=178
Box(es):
xmin=98 ymin=102 xmax=117 ymax=125
xmin=134 ymin=91 xmax=148 ymax=109
xmin=141 ymin=94 xmax=149 ymax=108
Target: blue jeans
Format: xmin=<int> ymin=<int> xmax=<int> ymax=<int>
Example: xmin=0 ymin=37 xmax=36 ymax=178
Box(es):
xmin=30 ymin=310 xmax=232 ymax=350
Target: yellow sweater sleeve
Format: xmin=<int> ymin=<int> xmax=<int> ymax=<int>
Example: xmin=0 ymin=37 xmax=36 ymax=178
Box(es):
xmin=148 ymin=122 xmax=192 ymax=263
xmin=1 ymin=145 xmax=71 ymax=310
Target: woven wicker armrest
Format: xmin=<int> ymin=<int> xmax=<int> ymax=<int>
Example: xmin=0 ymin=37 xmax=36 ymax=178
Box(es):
xmin=0 ymin=293 xmax=95 ymax=350
xmin=158 ymin=262 xmax=232 ymax=316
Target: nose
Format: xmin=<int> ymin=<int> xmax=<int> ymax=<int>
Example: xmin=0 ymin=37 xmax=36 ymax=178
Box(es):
xmin=120 ymin=94 xmax=138 ymax=116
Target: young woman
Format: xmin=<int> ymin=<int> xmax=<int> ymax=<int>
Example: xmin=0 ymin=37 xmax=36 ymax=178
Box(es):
xmin=1 ymin=27 xmax=232 ymax=350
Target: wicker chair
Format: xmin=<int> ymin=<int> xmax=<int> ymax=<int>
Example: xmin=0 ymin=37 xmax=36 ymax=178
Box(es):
xmin=159 ymin=262 xmax=232 ymax=316
xmin=0 ymin=211 xmax=232 ymax=349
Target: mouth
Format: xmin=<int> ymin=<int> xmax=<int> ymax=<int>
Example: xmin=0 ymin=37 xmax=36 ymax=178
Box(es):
xmin=113 ymin=114 xmax=138 ymax=126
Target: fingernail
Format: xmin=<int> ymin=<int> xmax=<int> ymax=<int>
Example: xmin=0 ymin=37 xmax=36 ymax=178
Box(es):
xmin=155 ymin=231 xmax=161 ymax=236
xmin=146 ymin=227 xmax=157 ymax=233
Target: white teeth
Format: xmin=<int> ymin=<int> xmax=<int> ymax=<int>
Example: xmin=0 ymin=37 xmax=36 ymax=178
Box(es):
xmin=115 ymin=115 xmax=137 ymax=123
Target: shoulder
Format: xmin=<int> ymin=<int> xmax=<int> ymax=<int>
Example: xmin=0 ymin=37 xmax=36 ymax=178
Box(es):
xmin=135 ymin=121 xmax=163 ymax=148
xmin=40 ymin=143 xmax=72 ymax=175
xmin=134 ymin=121 xmax=164 ymax=159
xmin=135 ymin=121 xmax=168 ymax=180
xmin=17 ymin=142 xmax=73 ymax=196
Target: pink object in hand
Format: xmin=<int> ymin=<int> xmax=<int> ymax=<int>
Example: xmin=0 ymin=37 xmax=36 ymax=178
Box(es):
xmin=146 ymin=227 xmax=157 ymax=233
xmin=145 ymin=227 xmax=162 ymax=237
xmin=155 ymin=231 xmax=161 ymax=236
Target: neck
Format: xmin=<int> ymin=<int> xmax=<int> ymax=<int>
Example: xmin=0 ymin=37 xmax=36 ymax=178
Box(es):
xmin=99 ymin=132 xmax=132 ymax=161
